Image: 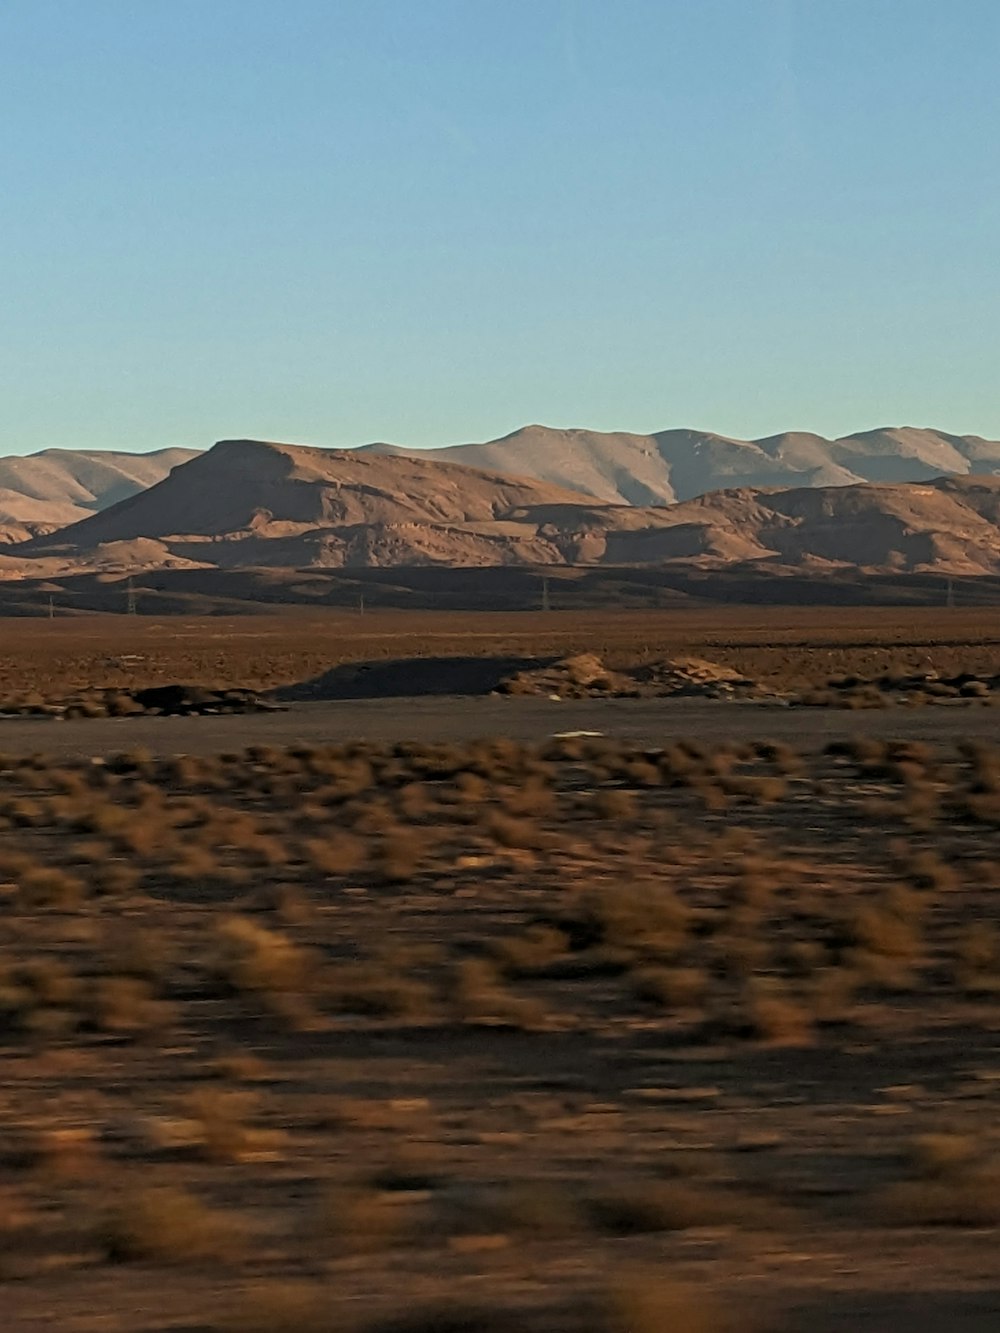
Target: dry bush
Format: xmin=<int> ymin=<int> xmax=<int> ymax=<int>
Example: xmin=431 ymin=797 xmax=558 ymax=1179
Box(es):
xmin=101 ymin=1184 xmax=247 ymax=1262
xmin=489 ymin=924 xmax=570 ymax=975
xmin=723 ymin=775 xmax=788 ymax=805
xmin=499 ymin=779 xmax=556 ymax=819
xmin=876 ymin=1133 xmax=1000 ymax=1227
xmin=589 ymin=788 xmax=637 ymax=821
xmin=632 ymin=964 xmax=707 ymax=1010
xmin=450 ymin=959 xmax=547 ymax=1028
xmin=953 ymin=923 xmax=1000 ymax=993
xmin=100 ymin=921 xmax=171 ymax=980
xmin=88 ymin=976 xmax=169 ymax=1034
xmin=316 ymin=1184 xmax=417 ymax=1254
xmin=599 ymin=1274 xmax=740 ymax=1333
xmin=328 ymin=961 xmax=434 ymax=1020
xmin=742 ymin=980 xmax=815 ymax=1046
xmin=376 ymin=827 xmax=427 ymax=883
xmin=588 ymin=1178 xmax=788 ymax=1234
xmin=302 ymin=832 xmax=365 ymax=877
xmin=905 ymin=850 xmax=959 ymax=892
xmin=214 ymin=916 xmax=321 ymax=1025
xmin=486 ymin=1180 xmax=585 ymax=1238
xmin=485 ymin=811 xmax=551 ymax=851
xmin=369 ymin=1142 xmax=449 ymax=1193
xmin=558 ymin=883 xmax=689 ymax=963
xmin=17 ymin=866 xmax=85 ymax=910
xmin=217 ymin=1283 xmax=339 ymax=1333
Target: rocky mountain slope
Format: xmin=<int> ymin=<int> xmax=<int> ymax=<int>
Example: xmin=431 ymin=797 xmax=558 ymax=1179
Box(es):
xmin=7 ymin=439 xmax=1000 ymax=579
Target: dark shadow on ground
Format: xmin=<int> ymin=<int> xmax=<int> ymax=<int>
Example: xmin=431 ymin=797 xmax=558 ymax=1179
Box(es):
xmin=278 ymin=654 xmax=554 ymax=700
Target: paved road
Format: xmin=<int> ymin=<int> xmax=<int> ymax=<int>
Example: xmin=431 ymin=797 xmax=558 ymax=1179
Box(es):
xmin=0 ymin=696 xmax=997 ymax=758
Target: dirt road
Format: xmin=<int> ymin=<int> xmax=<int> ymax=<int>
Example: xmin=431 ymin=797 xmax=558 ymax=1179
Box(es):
xmin=1 ymin=696 xmax=998 ymax=757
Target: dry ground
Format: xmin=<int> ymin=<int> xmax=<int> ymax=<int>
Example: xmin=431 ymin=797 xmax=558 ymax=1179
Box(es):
xmin=1 ymin=732 xmax=1000 ymax=1329
xmin=1 ymin=606 xmax=999 ymax=700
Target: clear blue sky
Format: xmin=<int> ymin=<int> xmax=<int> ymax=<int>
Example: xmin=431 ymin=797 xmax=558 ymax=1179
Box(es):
xmin=2 ymin=0 xmax=998 ymax=454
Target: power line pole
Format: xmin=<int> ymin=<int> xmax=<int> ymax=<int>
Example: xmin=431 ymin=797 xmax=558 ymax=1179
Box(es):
xmin=358 ymin=591 xmax=365 ymax=616
xmin=126 ymin=578 xmax=137 ymax=616
xmin=541 ymin=576 xmax=550 ymax=613
xmin=47 ymin=594 xmax=54 ymax=620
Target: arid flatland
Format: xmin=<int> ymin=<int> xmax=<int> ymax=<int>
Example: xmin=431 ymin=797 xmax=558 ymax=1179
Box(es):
xmin=1 ymin=728 xmax=1000 ymax=1330
xmin=0 ymin=608 xmax=999 ymax=1330
xmin=1 ymin=606 xmax=1000 ymax=699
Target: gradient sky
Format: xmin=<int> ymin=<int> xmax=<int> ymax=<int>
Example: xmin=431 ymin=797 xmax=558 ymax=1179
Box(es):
xmin=2 ymin=0 xmax=998 ymax=455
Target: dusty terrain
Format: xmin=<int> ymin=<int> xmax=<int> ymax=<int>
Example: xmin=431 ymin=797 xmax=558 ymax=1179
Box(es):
xmin=0 ymin=610 xmax=998 ymax=1330
xmin=0 ymin=606 xmax=999 ymax=700
xmin=1 ymin=728 xmax=1000 ymax=1330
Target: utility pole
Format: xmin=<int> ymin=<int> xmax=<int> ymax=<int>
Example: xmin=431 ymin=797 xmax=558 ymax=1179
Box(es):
xmin=541 ymin=576 xmax=550 ymax=613
xmin=47 ymin=594 xmax=54 ymax=620
xmin=358 ymin=591 xmax=365 ymax=616
xmin=126 ymin=578 xmax=137 ymax=616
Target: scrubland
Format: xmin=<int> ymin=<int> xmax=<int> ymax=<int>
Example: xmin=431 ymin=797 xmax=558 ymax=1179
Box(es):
xmin=1 ymin=730 xmax=1000 ymax=1328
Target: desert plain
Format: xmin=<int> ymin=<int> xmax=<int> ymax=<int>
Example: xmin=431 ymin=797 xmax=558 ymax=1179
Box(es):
xmin=0 ymin=607 xmax=1000 ymax=1331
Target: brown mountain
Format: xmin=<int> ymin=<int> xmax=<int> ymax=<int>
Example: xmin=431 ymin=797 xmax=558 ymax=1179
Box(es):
xmin=0 ymin=447 xmax=198 ymax=542
xmin=9 ymin=439 xmax=1000 ymax=580
xmin=1 ymin=426 xmax=997 ymax=536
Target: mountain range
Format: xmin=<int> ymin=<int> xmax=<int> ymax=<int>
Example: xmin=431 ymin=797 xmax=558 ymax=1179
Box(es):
xmin=4 ymin=436 xmax=1000 ymax=580
xmin=2 ymin=425 xmax=999 ymax=543
xmin=360 ymin=424 xmax=1000 ymax=505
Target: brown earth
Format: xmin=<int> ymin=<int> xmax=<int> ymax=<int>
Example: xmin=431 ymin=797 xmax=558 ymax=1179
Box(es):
xmin=0 ymin=607 xmax=999 ymax=704
xmin=1 ymin=732 xmax=1000 ymax=1330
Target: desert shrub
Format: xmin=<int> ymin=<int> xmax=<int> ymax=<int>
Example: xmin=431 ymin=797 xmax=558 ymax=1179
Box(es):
xmin=499 ymin=779 xmax=556 ymax=818
xmin=88 ymin=976 xmax=168 ymax=1033
xmin=723 ymin=775 xmax=788 ymax=805
xmin=302 ymin=833 xmax=365 ymax=876
xmin=598 ymin=1275 xmax=739 ymax=1333
xmin=485 ymin=812 xmax=551 ymax=850
xmin=742 ymin=980 xmax=814 ymax=1046
xmin=905 ymin=850 xmax=959 ymax=892
xmin=214 ymin=916 xmax=320 ymax=1024
xmin=328 ymin=962 xmax=433 ymax=1020
xmin=487 ymin=1180 xmax=585 ymax=1238
xmin=450 ymin=959 xmax=547 ymax=1028
xmin=101 ymin=1184 xmax=246 ymax=1262
xmin=588 ymin=1179 xmax=787 ymax=1234
xmin=377 ymin=827 xmax=426 ymax=883
xmin=216 ymin=1283 xmax=339 ymax=1333
xmin=316 ymin=1184 xmax=417 ymax=1254
xmin=878 ymin=1176 xmax=1000 ymax=1226
xmin=632 ymin=964 xmax=707 ymax=1010
xmin=558 ymin=884 xmax=689 ymax=962
xmin=489 ymin=924 xmax=570 ymax=975
xmin=953 ymin=923 xmax=1000 ymax=992
xmin=589 ymin=788 xmax=637 ymax=821
xmin=185 ymin=1088 xmax=270 ymax=1162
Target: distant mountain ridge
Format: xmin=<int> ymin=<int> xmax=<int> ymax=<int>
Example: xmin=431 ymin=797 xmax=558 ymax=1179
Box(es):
xmin=359 ymin=425 xmax=1000 ymax=504
xmin=1 ymin=426 xmax=998 ymax=542
xmin=7 ymin=438 xmax=1000 ymax=580
xmin=0 ymin=447 xmax=198 ymax=542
